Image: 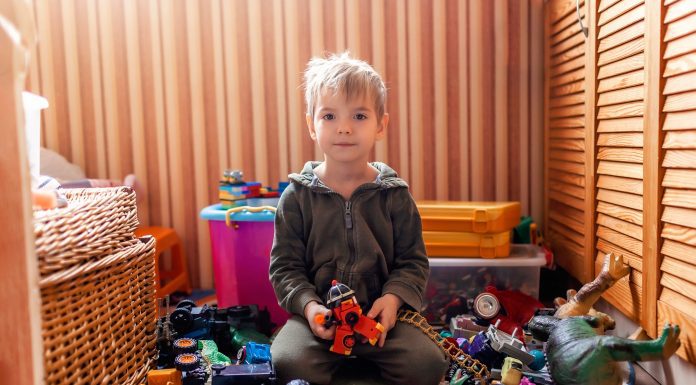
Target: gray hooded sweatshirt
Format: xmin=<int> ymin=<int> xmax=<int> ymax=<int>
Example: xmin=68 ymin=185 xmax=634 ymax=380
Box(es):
xmin=269 ymin=161 xmax=429 ymax=317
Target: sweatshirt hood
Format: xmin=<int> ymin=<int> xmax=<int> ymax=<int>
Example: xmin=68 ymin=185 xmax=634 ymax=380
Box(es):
xmin=288 ymin=161 xmax=408 ymax=192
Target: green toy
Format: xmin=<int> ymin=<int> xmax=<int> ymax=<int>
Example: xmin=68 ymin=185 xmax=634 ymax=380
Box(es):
xmin=529 ymin=315 xmax=681 ymax=385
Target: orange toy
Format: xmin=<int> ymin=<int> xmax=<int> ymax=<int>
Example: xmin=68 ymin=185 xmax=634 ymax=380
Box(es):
xmin=315 ymin=280 xmax=385 ymax=355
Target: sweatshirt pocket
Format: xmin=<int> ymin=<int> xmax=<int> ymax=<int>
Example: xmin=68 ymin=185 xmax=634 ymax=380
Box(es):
xmin=347 ymin=272 xmax=381 ymax=310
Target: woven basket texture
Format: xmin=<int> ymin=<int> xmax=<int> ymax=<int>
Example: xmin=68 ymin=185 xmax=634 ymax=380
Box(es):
xmin=34 ymin=187 xmax=157 ymax=385
xmin=34 ymin=187 xmax=139 ymax=276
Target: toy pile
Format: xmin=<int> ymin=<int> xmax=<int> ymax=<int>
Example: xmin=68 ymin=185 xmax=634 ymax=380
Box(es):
xmin=218 ymin=169 xmax=287 ymax=209
xmin=435 ymin=253 xmax=681 ymax=385
xmin=148 ymin=298 xmax=279 ymax=385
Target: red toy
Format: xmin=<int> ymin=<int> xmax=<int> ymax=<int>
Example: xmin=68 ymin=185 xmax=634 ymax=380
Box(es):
xmin=315 ymin=280 xmax=385 ymax=355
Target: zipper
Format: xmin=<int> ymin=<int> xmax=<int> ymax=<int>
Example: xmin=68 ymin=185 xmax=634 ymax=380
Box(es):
xmin=344 ymin=201 xmax=353 ymax=229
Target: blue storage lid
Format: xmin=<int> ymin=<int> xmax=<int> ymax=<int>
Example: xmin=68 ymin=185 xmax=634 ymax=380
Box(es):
xmin=200 ymin=198 xmax=279 ymax=222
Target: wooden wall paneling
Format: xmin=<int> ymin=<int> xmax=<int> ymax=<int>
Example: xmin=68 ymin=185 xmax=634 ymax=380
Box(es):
xmin=584 ymin=0 xmax=598 ymax=284
xmin=659 ymin=0 xmax=696 ymax=360
xmin=186 ymin=0 xmax=213 ymax=289
xmin=28 ymin=0 xmax=545 ymax=289
xmin=593 ymin=0 xmax=646 ymax=324
xmin=0 ymin=1 xmax=44 ymax=381
xmin=641 ymin=1 xmax=665 ymax=338
xmin=545 ymin=0 xmax=590 ymax=282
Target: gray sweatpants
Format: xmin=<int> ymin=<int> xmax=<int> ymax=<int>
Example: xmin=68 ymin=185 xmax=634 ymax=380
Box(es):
xmin=271 ymin=315 xmax=449 ymax=385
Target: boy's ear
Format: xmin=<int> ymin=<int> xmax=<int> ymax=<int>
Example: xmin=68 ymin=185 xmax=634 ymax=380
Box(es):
xmin=376 ymin=112 xmax=389 ymax=140
xmin=306 ymin=113 xmax=317 ymax=140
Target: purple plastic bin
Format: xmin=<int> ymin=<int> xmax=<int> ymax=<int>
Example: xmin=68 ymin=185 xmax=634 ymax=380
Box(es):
xmin=201 ymin=201 xmax=289 ymax=326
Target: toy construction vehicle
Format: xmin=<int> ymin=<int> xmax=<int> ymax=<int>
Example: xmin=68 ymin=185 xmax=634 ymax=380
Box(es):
xmin=315 ymin=280 xmax=385 ymax=355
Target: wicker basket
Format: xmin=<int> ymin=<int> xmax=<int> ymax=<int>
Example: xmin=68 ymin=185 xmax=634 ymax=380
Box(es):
xmin=34 ymin=187 xmax=157 ymax=385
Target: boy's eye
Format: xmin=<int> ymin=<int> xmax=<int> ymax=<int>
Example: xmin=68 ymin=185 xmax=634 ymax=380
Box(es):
xmin=354 ymin=113 xmax=367 ymax=120
xmin=322 ymin=113 xmax=335 ymax=120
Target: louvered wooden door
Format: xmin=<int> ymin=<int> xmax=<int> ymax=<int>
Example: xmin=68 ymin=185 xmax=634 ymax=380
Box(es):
xmin=592 ymin=0 xmax=647 ymax=324
xmin=545 ymin=0 xmax=594 ymax=283
xmin=657 ymin=0 xmax=696 ymax=363
xmin=544 ymin=0 xmax=696 ymax=362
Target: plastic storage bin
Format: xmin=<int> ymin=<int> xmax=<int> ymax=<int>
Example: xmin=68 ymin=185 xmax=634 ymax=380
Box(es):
xmin=422 ymin=230 xmax=510 ymax=258
xmin=423 ymin=244 xmax=545 ymax=324
xmin=417 ymin=201 xmax=521 ymax=233
xmin=200 ymin=199 xmax=290 ymax=326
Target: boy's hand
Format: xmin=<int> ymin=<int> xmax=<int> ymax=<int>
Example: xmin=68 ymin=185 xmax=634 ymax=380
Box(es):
xmin=304 ymin=301 xmax=336 ymax=340
xmin=366 ymin=293 xmax=403 ymax=347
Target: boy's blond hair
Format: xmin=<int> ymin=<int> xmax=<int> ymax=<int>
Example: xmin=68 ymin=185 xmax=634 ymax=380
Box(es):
xmin=303 ymin=52 xmax=387 ymax=119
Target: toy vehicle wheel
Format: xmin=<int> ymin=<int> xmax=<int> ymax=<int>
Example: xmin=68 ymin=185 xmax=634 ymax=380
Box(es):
xmin=171 ymin=307 xmax=194 ymax=334
xmin=175 ymin=353 xmax=200 ymax=372
xmin=173 ymin=337 xmax=198 ymax=355
xmin=228 ymin=305 xmax=252 ymax=318
xmin=473 ymin=293 xmax=501 ymax=320
xmin=176 ymin=299 xmax=197 ymax=309
xmin=344 ymin=312 xmax=359 ymax=326
xmin=343 ymin=335 xmax=356 ymax=348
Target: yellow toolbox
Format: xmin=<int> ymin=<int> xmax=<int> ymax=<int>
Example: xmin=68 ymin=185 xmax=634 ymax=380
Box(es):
xmin=422 ymin=230 xmax=510 ymax=258
xmin=417 ymin=201 xmax=521 ymax=233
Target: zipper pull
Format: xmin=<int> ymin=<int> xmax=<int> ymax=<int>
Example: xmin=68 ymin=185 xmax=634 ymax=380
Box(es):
xmin=344 ymin=201 xmax=353 ymax=229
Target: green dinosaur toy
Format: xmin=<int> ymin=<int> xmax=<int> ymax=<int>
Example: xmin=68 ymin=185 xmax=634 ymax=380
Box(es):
xmin=529 ymin=315 xmax=681 ymax=385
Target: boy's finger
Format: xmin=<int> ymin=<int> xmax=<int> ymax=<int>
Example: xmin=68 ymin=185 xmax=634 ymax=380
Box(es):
xmin=378 ymin=330 xmax=387 ymax=347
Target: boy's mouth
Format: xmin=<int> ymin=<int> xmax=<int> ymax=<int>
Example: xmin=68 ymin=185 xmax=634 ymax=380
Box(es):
xmin=334 ymin=143 xmax=355 ymax=147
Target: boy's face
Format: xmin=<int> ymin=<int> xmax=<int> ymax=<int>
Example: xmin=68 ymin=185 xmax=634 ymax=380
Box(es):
xmin=306 ymin=90 xmax=388 ymax=165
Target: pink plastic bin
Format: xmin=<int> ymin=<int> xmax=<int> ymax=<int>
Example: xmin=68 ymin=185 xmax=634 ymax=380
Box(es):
xmin=200 ymin=200 xmax=290 ymax=326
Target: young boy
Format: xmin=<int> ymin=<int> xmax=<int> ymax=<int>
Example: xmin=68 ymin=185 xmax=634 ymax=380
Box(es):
xmin=269 ymin=52 xmax=448 ymax=385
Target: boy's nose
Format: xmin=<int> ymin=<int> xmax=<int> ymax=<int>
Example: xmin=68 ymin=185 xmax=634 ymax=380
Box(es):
xmin=337 ymin=121 xmax=352 ymax=134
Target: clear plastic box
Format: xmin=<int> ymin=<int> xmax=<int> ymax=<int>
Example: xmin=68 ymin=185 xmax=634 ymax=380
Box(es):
xmin=423 ymin=244 xmax=545 ymax=324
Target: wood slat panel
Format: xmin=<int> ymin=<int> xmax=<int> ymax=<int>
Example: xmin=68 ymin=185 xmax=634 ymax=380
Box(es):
xmin=549 ymin=210 xmax=585 ymax=233
xmin=659 ymin=288 xmax=696 ymax=322
xmin=657 ymin=300 xmax=696 ymax=363
xmin=597 ymin=188 xmax=644 ymax=210
xmin=664 ymin=110 xmax=696 ymax=130
xmin=597 ymin=160 xmax=644 ymax=179
xmin=665 ymin=33 xmax=696 ymax=60
xmin=597 ymin=213 xmax=643 ymax=240
xmin=597 ymin=69 xmax=643 ymax=92
xmin=597 ymin=101 xmax=644 ymax=119
xmin=548 ymin=159 xmax=585 ymax=175
xmin=664 ymin=12 xmax=696 ymax=42
xmin=664 ymin=71 xmax=696 ymax=95
xmin=549 ymin=127 xmax=585 ymax=138
xmin=598 ymin=20 xmax=644 ymax=54
xmin=663 ymin=169 xmax=696 ymax=188
xmin=552 ymin=55 xmax=585 ymax=76
xmin=597 ymin=147 xmax=643 ymax=163
xmin=664 ymin=52 xmax=696 ymax=77
xmin=597 ymin=37 xmax=644 ymax=67
xmin=661 ymin=259 xmax=696 ymax=286
xmin=551 ymin=30 xmax=585 ymax=57
xmin=549 ymin=105 xmax=585 ymax=119
xmin=597 ymin=174 xmax=644 ymax=194
xmin=551 ymin=43 xmax=584 ymax=67
xmin=597 ymin=116 xmax=644 ymax=132
xmin=662 ymin=223 xmax=696 ymax=247
xmin=550 ymin=116 xmax=585 ymax=128
xmin=663 ymin=206 xmax=696 ymax=228
xmin=550 ymin=199 xmax=586 ymax=224
xmin=597 ymin=239 xmax=642 ymax=271
xmin=551 ymin=79 xmax=585 ymax=97
xmin=597 ymin=4 xmax=645 ymax=40
xmin=598 ymin=52 xmax=644 ymax=79
xmin=549 ymin=179 xmax=585 ymax=200
xmin=664 ymin=91 xmax=696 ymax=112
xmin=549 ymin=168 xmax=586 ymax=187
xmin=549 ymin=149 xmax=585 ymax=163
xmin=597 ymin=132 xmax=644 ymax=147
xmin=662 ymin=239 xmax=696 ymax=265
xmin=597 ymin=0 xmax=642 ymax=27
xmin=664 ymin=0 xmax=696 ymax=24
xmin=663 ymin=149 xmax=696 ymax=168
xmin=549 ymin=218 xmax=586 ymax=245
xmin=597 ymin=225 xmax=644 ymax=256
xmin=663 ymin=188 xmax=696 ymax=209
xmin=664 ymin=131 xmax=696 ymax=149
xmin=550 ymin=67 xmax=585 ymax=87
xmin=550 ymin=138 xmax=586 ymax=151
xmin=551 ymin=1 xmax=585 ymax=36
xmin=597 ymin=85 xmax=643 ymax=107
xmin=549 ymin=189 xmax=585 ymax=211
xmin=549 ymin=92 xmax=585 ymax=108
